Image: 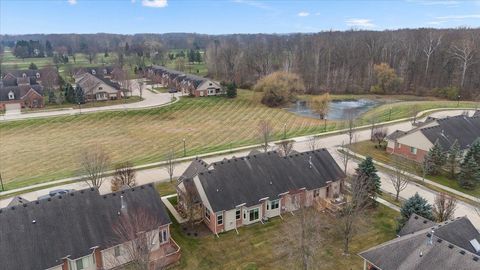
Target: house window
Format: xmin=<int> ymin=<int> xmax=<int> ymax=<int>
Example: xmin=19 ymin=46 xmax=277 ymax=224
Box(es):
xmin=313 ymin=189 xmax=320 ymax=198
xmin=36 ymin=73 xmax=40 ymax=79
xmin=160 ymin=229 xmax=168 ymax=243
xmin=22 ymin=73 xmax=27 ymax=78
xmin=249 ymin=208 xmax=259 ymax=221
xmin=71 ymin=255 xmax=94 ymax=270
xmin=410 ymin=147 xmax=417 ymax=154
xmin=236 ymin=209 xmax=241 ymax=220
xmin=205 ymin=207 xmax=210 ymax=221
xmin=395 ymin=142 xmax=400 ymax=149
xmin=114 ymin=246 xmax=121 ymax=257
xmin=98 ymin=87 xmax=103 ymax=90
xmin=268 ymin=200 xmax=279 ymax=210
xmin=91 ymin=69 xmax=96 ymax=75
xmin=217 ymin=213 xmax=223 ymax=225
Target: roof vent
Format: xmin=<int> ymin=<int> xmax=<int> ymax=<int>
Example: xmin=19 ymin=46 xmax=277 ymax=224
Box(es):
xmin=473 ymin=257 xmax=479 ymax=262
xmin=308 ymin=156 xmax=313 ymax=169
xmin=32 ymin=220 xmax=36 ymax=224
xmin=423 ymin=220 xmax=427 ymax=224
xmin=437 ymin=239 xmax=442 ymax=243
xmin=216 ymin=189 xmax=219 ymax=192
xmin=414 ymin=215 xmax=418 ymax=220
xmin=419 ymin=251 xmax=423 ymax=257
xmin=448 ymin=244 xmax=454 ymax=249
xmin=460 ymin=250 xmax=466 ymax=255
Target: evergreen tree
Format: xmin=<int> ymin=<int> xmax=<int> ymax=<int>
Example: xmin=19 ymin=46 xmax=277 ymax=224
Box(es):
xmin=64 ymin=83 xmax=75 ymax=103
xmin=226 ymin=82 xmax=237 ymax=98
xmin=124 ymin=42 xmax=130 ymax=55
xmin=195 ymin=50 xmax=202 ymax=62
xmin=355 ymin=156 xmax=381 ymax=202
xmin=458 ymin=155 xmax=480 ymax=189
xmin=398 ymin=193 xmax=433 ymax=230
xmin=75 ymin=86 xmax=85 ymax=104
xmin=29 ymin=62 xmax=38 ymax=70
xmin=188 ymin=49 xmax=195 ymax=63
xmin=446 ymin=140 xmax=460 ymax=178
xmin=426 ymin=140 xmax=446 ymax=175
xmin=48 ymin=91 xmax=56 ymax=104
xmin=104 ymin=48 xmax=109 ymax=57
xmin=463 ymin=139 xmax=480 ymax=166
xmin=45 ymin=40 xmax=53 ymax=57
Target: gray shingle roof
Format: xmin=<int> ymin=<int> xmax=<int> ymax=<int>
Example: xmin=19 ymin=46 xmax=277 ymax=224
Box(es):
xmin=359 ymin=217 xmax=480 ymax=270
xmin=398 ymin=214 xmax=436 ymax=236
xmin=0 ymin=184 xmax=170 ymax=270
xmin=179 ymin=158 xmax=209 ymax=182
xmin=197 ymin=149 xmax=345 ymax=212
xmin=0 ymin=85 xmax=44 ymax=101
xmin=420 ymin=115 xmax=480 ymax=150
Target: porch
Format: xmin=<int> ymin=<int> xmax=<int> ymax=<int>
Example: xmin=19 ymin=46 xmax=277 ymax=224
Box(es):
xmin=149 ymin=238 xmax=181 ymax=269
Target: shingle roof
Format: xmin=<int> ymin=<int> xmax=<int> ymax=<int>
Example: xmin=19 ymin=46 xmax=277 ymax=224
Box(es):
xmin=474 ymin=110 xmax=480 ymax=117
xmin=398 ymin=214 xmax=436 ymax=236
xmin=386 ymin=130 xmax=407 ymax=141
xmin=179 ymin=158 xmax=209 ymax=182
xmin=0 ymin=85 xmax=43 ymax=101
xmin=420 ymin=115 xmax=480 ymax=150
xmin=197 ymin=149 xmax=345 ymax=212
xmin=359 ymin=217 xmax=480 ymax=270
xmin=0 ymin=184 xmax=170 ymax=270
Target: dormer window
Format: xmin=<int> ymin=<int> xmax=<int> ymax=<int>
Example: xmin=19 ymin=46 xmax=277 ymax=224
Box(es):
xmin=98 ymin=87 xmax=103 ymax=90
xmin=103 ymin=69 xmax=107 ymax=74
xmin=22 ymin=73 xmax=27 ymax=78
xmin=91 ymin=69 xmax=96 ymax=75
xmin=8 ymin=91 xmax=15 ymax=100
xmin=36 ymin=73 xmax=40 ymax=79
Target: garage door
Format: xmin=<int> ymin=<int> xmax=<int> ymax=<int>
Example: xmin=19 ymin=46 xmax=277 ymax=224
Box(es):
xmin=5 ymin=103 xmax=21 ymax=115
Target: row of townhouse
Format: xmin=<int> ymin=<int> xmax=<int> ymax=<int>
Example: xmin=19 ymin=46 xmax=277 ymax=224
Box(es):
xmin=0 ymin=184 xmax=180 ymax=270
xmin=147 ymin=66 xmax=223 ymax=97
xmin=385 ymin=113 xmax=480 ymax=163
xmin=176 ymin=149 xmax=346 ymax=235
xmin=0 ymin=69 xmax=48 ymax=110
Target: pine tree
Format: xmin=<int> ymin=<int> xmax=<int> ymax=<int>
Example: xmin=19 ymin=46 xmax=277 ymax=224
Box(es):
xmin=398 ymin=193 xmax=433 ymax=230
xmin=226 ymin=82 xmax=237 ymax=98
xmin=463 ymin=139 xmax=480 ymax=166
xmin=75 ymin=86 xmax=85 ymax=104
xmin=458 ymin=155 xmax=480 ymax=190
xmin=426 ymin=140 xmax=446 ymax=175
xmin=45 ymin=40 xmax=53 ymax=57
xmin=355 ymin=156 xmax=381 ymax=202
xmin=29 ymin=62 xmax=38 ymax=70
xmin=64 ymin=83 xmax=75 ymax=103
xmin=446 ymin=140 xmax=460 ymax=178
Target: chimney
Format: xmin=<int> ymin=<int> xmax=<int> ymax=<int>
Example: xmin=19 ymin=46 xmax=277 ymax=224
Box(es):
xmin=120 ymin=195 xmax=127 ymax=214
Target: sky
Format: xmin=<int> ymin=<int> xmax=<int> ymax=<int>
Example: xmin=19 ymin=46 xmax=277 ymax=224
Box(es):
xmin=1 ymin=0 xmax=480 ymax=35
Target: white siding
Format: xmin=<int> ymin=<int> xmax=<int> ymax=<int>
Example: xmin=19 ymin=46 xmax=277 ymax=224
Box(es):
xmin=265 ymin=199 xmax=281 ymax=218
xmin=224 ymin=209 xmax=237 ymax=231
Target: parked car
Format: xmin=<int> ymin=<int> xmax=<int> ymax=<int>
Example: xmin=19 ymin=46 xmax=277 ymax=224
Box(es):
xmin=38 ymin=189 xmax=74 ymax=200
xmin=168 ymin=88 xmax=178 ymax=93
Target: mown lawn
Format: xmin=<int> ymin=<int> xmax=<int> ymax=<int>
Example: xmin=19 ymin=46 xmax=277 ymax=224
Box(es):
xmin=349 ymin=140 xmax=480 ymax=197
xmin=21 ymin=96 xmax=143 ymax=112
xmin=169 ymin=205 xmax=398 ymax=270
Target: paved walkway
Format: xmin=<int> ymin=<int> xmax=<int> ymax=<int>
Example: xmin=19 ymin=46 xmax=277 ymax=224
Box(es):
xmin=161 ymin=194 xmax=187 ymax=224
xmin=0 ymin=80 xmax=181 ymax=121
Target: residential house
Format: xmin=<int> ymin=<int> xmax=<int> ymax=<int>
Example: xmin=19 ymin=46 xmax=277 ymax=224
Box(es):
xmin=148 ymin=66 xmax=222 ymax=97
xmin=386 ymin=114 xmax=480 ymax=162
xmin=0 ymin=184 xmax=180 ymax=270
xmin=359 ymin=215 xmax=480 ymax=270
xmin=0 ymin=70 xmax=45 ymax=109
xmin=74 ymin=66 xmax=114 ymax=78
xmin=74 ymin=72 xmax=122 ymax=101
xmin=176 ymin=149 xmax=346 ymax=235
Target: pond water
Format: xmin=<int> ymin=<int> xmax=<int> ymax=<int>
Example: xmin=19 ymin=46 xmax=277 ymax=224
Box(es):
xmin=287 ymin=99 xmax=380 ymax=120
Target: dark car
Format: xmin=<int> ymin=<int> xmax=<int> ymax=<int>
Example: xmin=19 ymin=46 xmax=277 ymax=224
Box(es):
xmin=168 ymin=88 xmax=178 ymax=93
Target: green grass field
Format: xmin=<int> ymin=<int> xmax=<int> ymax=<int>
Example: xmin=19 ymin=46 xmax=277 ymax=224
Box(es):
xmin=0 ymin=90 xmax=478 ymax=190
xmin=349 ymin=140 xmax=480 ymax=197
xmin=169 ymin=204 xmax=398 ymax=270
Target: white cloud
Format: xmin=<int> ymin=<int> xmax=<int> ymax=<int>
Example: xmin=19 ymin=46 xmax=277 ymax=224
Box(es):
xmin=67 ymin=0 xmax=77 ymax=5
xmin=407 ymin=0 xmax=460 ymax=6
xmin=345 ymin=18 xmax=376 ymax=28
xmin=141 ymin=0 xmax=168 ymax=8
xmin=314 ymin=12 xmax=321 ymax=16
xmin=435 ymin=14 xmax=480 ymax=19
xmin=233 ymin=0 xmax=272 ymax=10
xmin=298 ymin=11 xmax=310 ymax=17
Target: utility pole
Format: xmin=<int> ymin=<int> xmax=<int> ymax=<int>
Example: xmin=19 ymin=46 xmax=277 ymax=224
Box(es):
xmin=183 ymin=138 xmax=186 ymax=157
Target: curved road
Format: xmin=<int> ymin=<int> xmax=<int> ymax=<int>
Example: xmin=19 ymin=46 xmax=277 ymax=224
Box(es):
xmin=1 ymin=80 xmax=180 ymax=121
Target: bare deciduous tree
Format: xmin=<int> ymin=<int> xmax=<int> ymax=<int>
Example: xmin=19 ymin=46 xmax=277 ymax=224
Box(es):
xmin=433 ymin=193 xmax=457 ymax=222
xmin=307 ymin=136 xmax=320 ymax=151
xmin=423 ymin=32 xmax=442 ymax=77
xmin=345 ymin=108 xmax=356 ymax=145
xmin=338 ymin=141 xmax=351 ymax=175
xmin=111 ymin=161 xmax=136 ymax=192
xmin=80 ymin=146 xmax=110 ymax=189
xmin=450 ymin=36 xmax=476 ymax=88
xmin=164 ymin=147 xmax=176 ymax=182
xmin=258 ymin=119 xmax=272 ymax=152
xmin=309 ymin=93 xmax=330 ymax=120
xmin=388 ymin=159 xmax=409 ymax=201
xmin=109 ymin=208 xmax=166 ymax=270
xmin=278 ymin=140 xmax=294 ymax=156
xmin=411 ymin=104 xmax=420 ymax=125
xmin=339 ymin=174 xmax=369 ymax=255
xmin=372 ymin=127 xmax=388 ymax=148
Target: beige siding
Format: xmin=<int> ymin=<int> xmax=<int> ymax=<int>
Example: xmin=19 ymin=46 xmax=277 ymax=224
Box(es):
xmin=396 ymin=131 xmax=433 ymax=152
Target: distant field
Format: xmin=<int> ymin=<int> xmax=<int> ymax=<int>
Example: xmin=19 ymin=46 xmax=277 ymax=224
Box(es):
xmin=0 ymin=90 xmax=478 ymax=190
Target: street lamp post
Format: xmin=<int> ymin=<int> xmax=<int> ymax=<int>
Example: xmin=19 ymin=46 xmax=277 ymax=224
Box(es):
xmin=183 ymin=138 xmax=186 ymax=157
xmin=0 ymin=171 xmax=4 ymax=191
xmin=283 ymin=123 xmax=287 ymax=139
xmin=457 ymin=95 xmax=461 ymax=107
xmin=78 ymin=102 xmax=81 ymax=114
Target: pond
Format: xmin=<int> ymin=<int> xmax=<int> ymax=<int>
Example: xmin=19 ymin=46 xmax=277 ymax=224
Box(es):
xmin=287 ymin=99 xmax=380 ymax=120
